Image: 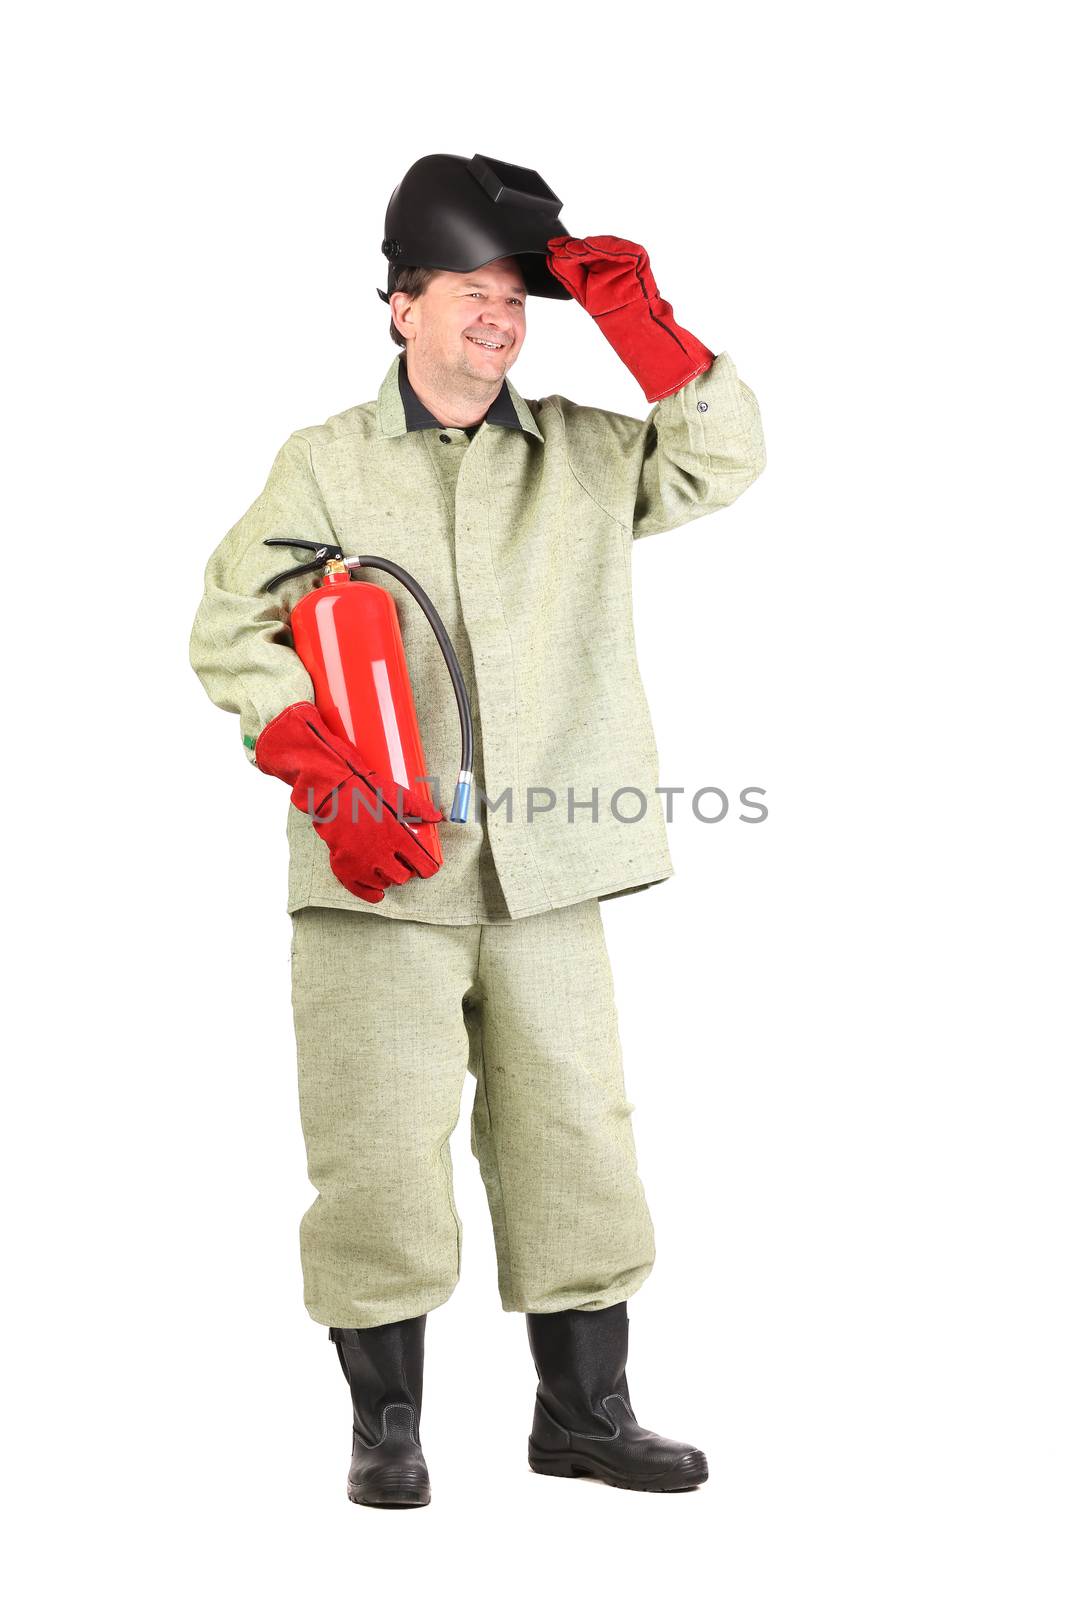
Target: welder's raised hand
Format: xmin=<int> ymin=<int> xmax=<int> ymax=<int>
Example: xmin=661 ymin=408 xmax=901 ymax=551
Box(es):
xmin=546 ymin=235 xmax=714 ymax=404
xmin=254 ymin=702 xmax=444 ymax=903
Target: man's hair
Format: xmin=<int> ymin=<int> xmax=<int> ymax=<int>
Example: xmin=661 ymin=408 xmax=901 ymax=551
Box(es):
xmin=387 ymin=264 xmax=444 ymax=348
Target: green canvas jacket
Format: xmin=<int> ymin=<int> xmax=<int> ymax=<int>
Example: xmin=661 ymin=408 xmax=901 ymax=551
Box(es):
xmin=189 ymin=349 xmax=766 ymax=924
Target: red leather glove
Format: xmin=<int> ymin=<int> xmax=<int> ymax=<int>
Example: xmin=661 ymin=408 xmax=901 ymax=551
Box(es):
xmin=254 ymin=702 xmax=444 ymax=904
xmin=546 ymin=235 xmax=714 ymax=403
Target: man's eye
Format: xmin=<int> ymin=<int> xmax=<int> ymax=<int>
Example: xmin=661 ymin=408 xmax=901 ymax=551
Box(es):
xmin=467 ymin=291 xmax=524 ymax=306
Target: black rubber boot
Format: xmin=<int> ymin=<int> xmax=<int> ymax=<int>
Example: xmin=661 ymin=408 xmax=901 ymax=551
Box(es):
xmin=525 ymin=1302 xmax=708 ymax=1492
xmin=329 ymin=1316 xmax=431 ymax=1508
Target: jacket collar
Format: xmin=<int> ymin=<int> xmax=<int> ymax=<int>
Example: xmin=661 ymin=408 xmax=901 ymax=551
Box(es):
xmin=376 ymin=350 xmax=543 ymax=444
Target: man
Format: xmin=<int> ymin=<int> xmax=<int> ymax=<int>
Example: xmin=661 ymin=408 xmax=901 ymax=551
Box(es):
xmin=189 ymin=152 xmax=766 ymax=1507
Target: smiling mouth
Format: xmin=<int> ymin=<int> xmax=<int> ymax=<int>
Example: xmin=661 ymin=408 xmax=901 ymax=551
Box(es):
xmin=466 ymin=336 xmax=507 ymax=352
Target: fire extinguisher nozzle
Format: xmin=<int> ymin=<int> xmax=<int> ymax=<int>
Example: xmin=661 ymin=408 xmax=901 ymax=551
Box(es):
xmin=451 ymin=779 xmax=472 ymax=825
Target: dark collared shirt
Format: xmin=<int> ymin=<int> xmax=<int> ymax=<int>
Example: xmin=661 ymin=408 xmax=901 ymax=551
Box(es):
xmin=398 ymin=350 xmax=522 ymax=438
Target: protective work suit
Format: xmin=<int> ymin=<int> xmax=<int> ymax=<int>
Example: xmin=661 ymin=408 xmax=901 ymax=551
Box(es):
xmin=189 ymin=152 xmax=766 ymax=1506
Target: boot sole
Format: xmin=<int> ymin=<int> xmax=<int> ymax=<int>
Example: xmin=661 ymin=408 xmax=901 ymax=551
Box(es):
xmin=529 ymin=1445 xmax=708 ymax=1493
xmin=348 ymin=1475 xmax=431 ymax=1509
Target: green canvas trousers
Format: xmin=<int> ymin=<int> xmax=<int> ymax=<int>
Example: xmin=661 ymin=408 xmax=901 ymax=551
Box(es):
xmin=290 ymin=898 xmax=656 ymax=1328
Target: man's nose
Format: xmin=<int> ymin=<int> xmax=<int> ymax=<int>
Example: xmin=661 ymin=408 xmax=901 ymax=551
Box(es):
xmin=475 ymin=316 xmax=513 ymax=341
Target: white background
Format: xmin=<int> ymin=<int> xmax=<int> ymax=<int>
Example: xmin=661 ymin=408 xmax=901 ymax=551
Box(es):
xmin=4 ymin=3 xmax=1063 ymax=1595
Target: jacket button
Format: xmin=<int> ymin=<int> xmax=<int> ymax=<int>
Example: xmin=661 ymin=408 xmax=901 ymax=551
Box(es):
xmin=697 ymin=401 xmax=708 ymax=413
xmin=439 ymin=432 xmax=451 ymax=443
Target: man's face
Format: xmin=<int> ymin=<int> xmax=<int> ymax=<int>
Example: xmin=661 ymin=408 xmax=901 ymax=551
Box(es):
xmin=395 ymin=256 xmax=527 ymax=384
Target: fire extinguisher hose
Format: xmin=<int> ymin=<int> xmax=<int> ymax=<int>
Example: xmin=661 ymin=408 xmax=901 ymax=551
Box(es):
xmin=344 ymin=554 xmax=473 ymax=825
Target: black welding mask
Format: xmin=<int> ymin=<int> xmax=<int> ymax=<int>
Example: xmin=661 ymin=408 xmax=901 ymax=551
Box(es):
xmin=376 ymin=152 xmax=570 ymax=303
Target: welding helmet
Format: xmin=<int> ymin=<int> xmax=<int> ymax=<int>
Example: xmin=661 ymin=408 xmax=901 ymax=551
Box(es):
xmin=376 ymin=152 xmax=570 ymax=303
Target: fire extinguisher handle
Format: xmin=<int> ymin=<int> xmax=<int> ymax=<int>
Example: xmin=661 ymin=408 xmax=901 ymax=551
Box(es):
xmin=261 ymin=538 xmax=345 ymax=593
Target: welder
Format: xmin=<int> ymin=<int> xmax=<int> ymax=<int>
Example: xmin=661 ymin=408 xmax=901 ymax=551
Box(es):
xmin=189 ymin=151 xmax=766 ymax=1507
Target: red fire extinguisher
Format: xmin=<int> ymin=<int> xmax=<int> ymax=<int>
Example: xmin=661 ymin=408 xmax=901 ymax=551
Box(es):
xmin=263 ymin=538 xmax=473 ymax=867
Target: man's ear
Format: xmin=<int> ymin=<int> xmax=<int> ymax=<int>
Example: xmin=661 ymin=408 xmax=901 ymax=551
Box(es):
xmin=391 ymin=291 xmax=415 ymax=343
